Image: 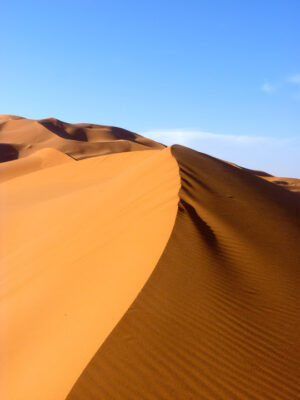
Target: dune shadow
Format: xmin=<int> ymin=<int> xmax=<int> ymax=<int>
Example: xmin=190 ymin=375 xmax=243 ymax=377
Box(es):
xmin=239 ymin=166 xmax=273 ymax=177
xmin=109 ymin=126 xmax=138 ymax=141
xmin=0 ymin=143 xmax=18 ymax=163
xmin=180 ymin=199 xmax=218 ymax=250
xmin=39 ymin=119 xmax=88 ymax=141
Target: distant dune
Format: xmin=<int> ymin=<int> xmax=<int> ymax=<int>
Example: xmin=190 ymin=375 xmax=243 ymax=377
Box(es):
xmin=1 ymin=116 xmax=299 ymax=400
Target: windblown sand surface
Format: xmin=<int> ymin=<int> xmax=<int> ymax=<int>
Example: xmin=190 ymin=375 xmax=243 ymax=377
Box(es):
xmin=1 ymin=115 xmax=299 ymax=400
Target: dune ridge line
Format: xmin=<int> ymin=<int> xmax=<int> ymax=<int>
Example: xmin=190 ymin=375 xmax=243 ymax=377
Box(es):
xmin=0 ymin=116 xmax=299 ymax=400
xmin=66 ymin=144 xmax=300 ymax=400
xmin=0 ymin=147 xmax=180 ymax=400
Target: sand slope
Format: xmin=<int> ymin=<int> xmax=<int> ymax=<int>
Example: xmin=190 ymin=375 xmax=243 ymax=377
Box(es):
xmin=67 ymin=145 xmax=300 ymax=400
xmin=230 ymin=161 xmax=300 ymax=194
xmin=0 ymin=148 xmax=73 ymax=183
xmin=0 ymin=115 xmax=164 ymax=163
xmin=0 ymin=148 xmax=180 ymax=400
xmin=1 ymin=117 xmax=300 ymax=400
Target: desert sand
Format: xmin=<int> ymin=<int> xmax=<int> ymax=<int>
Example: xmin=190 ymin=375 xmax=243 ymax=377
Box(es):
xmin=1 ymin=115 xmax=299 ymax=400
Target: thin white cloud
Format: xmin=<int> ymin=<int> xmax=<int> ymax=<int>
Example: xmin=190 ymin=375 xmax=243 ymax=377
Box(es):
xmin=142 ymin=129 xmax=287 ymax=146
xmin=260 ymin=74 xmax=300 ymax=98
xmin=142 ymin=129 xmax=299 ymax=177
xmin=261 ymin=83 xmax=276 ymax=93
xmin=287 ymin=74 xmax=300 ymax=84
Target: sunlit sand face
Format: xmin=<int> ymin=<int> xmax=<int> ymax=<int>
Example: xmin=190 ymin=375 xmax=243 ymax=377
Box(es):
xmin=1 ymin=117 xmax=299 ymax=400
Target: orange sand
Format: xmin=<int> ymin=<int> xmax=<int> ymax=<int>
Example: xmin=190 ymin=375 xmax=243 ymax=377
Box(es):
xmin=0 ymin=148 xmax=72 ymax=183
xmin=1 ymin=116 xmax=299 ymax=400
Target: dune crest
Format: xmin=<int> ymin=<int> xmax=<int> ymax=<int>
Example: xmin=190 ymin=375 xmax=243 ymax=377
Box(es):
xmin=0 ymin=147 xmax=180 ymax=400
xmin=0 ymin=148 xmax=73 ymax=183
xmin=0 ymin=116 xmax=164 ymax=163
xmin=1 ymin=117 xmax=299 ymax=400
xmin=67 ymin=145 xmax=300 ymax=400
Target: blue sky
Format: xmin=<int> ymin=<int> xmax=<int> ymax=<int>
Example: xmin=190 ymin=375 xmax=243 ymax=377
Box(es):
xmin=1 ymin=1 xmax=300 ymax=176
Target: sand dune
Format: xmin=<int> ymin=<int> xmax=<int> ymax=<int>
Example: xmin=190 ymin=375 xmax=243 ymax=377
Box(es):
xmin=263 ymin=175 xmax=300 ymax=194
xmin=66 ymin=145 xmax=300 ymax=400
xmin=0 ymin=148 xmax=73 ymax=183
xmin=229 ymin=161 xmax=300 ymax=194
xmin=0 ymin=115 xmax=164 ymax=162
xmin=0 ymin=147 xmax=180 ymax=400
xmin=1 ymin=117 xmax=299 ymax=400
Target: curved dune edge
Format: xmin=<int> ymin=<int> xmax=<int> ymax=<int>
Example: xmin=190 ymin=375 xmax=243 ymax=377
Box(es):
xmin=262 ymin=175 xmax=300 ymax=194
xmin=0 ymin=116 xmax=164 ymax=163
xmin=66 ymin=145 xmax=300 ymax=400
xmin=227 ymin=160 xmax=300 ymax=194
xmin=0 ymin=148 xmax=73 ymax=183
xmin=0 ymin=148 xmax=180 ymax=400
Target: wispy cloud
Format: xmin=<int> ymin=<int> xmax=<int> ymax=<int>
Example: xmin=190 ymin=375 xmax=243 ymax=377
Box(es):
xmin=287 ymin=74 xmax=300 ymax=84
xmin=142 ymin=129 xmax=299 ymax=177
xmin=261 ymin=82 xmax=276 ymax=93
xmin=142 ymin=129 xmax=286 ymax=146
xmin=261 ymin=74 xmax=300 ymax=100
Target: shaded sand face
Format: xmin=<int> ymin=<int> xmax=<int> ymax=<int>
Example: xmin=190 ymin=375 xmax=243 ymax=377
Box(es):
xmin=1 ymin=116 xmax=300 ymax=400
xmin=67 ymin=145 xmax=300 ymax=400
xmin=0 ymin=115 xmax=164 ymax=163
